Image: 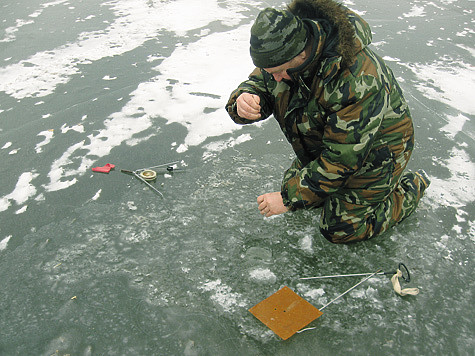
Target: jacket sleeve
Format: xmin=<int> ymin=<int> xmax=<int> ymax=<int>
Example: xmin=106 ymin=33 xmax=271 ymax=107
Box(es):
xmin=225 ymin=68 xmax=274 ymax=124
xmin=281 ymin=70 xmax=386 ymax=209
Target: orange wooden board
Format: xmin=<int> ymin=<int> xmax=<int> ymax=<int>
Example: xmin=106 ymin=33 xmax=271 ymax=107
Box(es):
xmin=249 ymin=286 xmax=323 ymax=340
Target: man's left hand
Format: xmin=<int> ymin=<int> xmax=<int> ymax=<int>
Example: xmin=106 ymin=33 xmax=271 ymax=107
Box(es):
xmin=257 ymin=192 xmax=289 ymax=217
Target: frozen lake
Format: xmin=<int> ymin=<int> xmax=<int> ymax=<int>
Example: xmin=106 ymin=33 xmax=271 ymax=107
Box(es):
xmin=0 ymin=0 xmax=473 ymax=355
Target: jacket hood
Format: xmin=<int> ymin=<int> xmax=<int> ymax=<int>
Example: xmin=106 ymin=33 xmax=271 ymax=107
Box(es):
xmin=288 ymin=0 xmax=372 ymax=68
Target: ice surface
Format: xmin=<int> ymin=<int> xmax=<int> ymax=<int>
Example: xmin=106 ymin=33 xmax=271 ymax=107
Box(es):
xmin=0 ymin=0 xmax=473 ymax=355
xmin=406 ymin=59 xmax=475 ymax=115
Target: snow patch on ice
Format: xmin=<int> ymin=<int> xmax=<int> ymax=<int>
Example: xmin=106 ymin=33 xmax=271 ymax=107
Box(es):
xmin=304 ymin=288 xmax=325 ymax=300
xmin=35 ymin=130 xmax=54 ymax=153
xmin=126 ymin=230 xmax=150 ymax=243
xmin=176 ymin=144 xmax=188 ymax=153
xmin=131 ymin=26 xmax=254 ymax=149
xmin=382 ymin=56 xmax=401 ymax=62
xmin=199 ymin=279 xmax=247 ymax=313
xmin=249 ymin=268 xmax=277 ymax=283
xmin=435 ymin=235 xmax=453 ymax=260
xmin=342 ymin=0 xmax=365 ymax=16
xmin=0 ymin=172 xmax=39 ymax=212
xmin=404 ymin=59 xmax=475 ymax=115
xmin=0 ymin=0 xmax=252 ymax=99
xmin=440 ymin=114 xmax=469 ymax=139
xmin=15 ymin=206 xmax=28 ymax=214
xmin=299 ymin=235 xmax=314 ymax=254
xmin=456 ymin=44 xmax=475 ymax=57
xmin=352 ymin=286 xmax=378 ymax=299
xmin=61 ymin=124 xmax=85 ymax=134
xmin=296 ymin=283 xmax=325 ymax=301
xmin=0 ymin=235 xmax=12 ymax=251
xmin=0 ymin=19 xmax=34 ymax=43
xmin=403 ymin=5 xmax=426 ymax=17
xmin=203 ymin=134 xmax=252 ymax=160
xmin=127 ymin=201 xmax=137 ymax=211
xmin=426 ymin=147 xmax=475 ymax=208
xmin=91 ymin=189 xmax=102 ymax=201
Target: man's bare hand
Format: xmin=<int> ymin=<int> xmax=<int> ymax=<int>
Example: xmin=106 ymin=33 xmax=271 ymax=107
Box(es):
xmin=236 ymin=93 xmax=261 ymax=120
xmin=257 ymin=192 xmax=289 ymax=217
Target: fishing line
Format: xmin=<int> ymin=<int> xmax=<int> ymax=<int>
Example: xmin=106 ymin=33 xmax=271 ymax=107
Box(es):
xmin=296 ymin=263 xmax=419 ymax=334
xmin=138 ymin=161 xmax=181 ymax=172
xmin=297 ymin=269 xmax=382 ymax=333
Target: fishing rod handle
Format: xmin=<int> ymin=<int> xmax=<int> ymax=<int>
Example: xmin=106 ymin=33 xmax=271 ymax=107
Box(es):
xmin=377 ymin=263 xmax=410 ymax=282
xmin=398 ymin=263 xmax=411 ymax=283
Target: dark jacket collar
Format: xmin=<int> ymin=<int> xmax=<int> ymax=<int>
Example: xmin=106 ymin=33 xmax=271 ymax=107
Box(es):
xmin=287 ymin=20 xmax=342 ymax=99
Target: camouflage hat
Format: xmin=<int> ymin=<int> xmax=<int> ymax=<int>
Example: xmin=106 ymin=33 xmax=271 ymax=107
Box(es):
xmin=250 ymin=8 xmax=309 ymax=68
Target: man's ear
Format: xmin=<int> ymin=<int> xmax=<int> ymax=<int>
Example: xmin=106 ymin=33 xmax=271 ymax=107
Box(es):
xmin=298 ymin=49 xmax=307 ymax=61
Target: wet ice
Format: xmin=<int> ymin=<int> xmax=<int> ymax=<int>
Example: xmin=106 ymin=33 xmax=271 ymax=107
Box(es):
xmin=0 ymin=0 xmax=474 ymax=355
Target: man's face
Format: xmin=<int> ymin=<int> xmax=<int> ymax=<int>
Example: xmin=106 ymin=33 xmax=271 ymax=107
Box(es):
xmin=263 ymin=52 xmax=307 ymax=82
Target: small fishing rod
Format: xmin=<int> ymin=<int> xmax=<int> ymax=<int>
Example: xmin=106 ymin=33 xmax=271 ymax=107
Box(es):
xmin=120 ymin=160 xmax=186 ymax=198
xmin=300 ymin=263 xmax=411 ymax=283
xmin=297 ymin=269 xmax=382 ymax=334
xmin=137 ymin=161 xmax=181 ymax=172
xmin=121 ymin=169 xmax=164 ymax=198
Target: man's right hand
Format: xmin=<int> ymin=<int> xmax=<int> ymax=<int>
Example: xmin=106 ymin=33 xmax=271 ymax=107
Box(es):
xmin=236 ymin=93 xmax=261 ymax=120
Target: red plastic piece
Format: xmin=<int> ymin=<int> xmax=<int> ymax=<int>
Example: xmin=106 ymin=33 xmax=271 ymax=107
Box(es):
xmin=92 ymin=163 xmax=115 ymax=173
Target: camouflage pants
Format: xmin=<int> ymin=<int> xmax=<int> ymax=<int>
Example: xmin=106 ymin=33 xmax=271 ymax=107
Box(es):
xmin=319 ymin=171 xmax=427 ymax=243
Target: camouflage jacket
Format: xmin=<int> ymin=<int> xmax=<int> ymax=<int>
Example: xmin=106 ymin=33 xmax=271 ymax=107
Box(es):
xmin=225 ymin=5 xmax=414 ymax=210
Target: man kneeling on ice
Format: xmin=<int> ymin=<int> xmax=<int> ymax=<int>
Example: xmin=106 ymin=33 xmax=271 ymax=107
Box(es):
xmin=226 ymin=0 xmax=430 ymax=243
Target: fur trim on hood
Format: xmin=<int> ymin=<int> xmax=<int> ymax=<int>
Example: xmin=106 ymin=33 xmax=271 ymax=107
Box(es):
xmin=287 ymin=0 xmax=361 ymax=68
